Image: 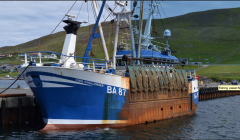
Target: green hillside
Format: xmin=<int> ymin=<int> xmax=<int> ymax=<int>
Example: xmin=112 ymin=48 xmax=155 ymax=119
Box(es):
xmin=198 ymin=65 xmax=240 ymax=82
xmin=0 ymin=23 xmax=117 ymax=60
xmin=153 ymin=7 xmax=240 ymax=64
xmin=2 ymin=7 xmax=240 ymax=64
xmin=1 ymin=7 xmax=240 ymax=81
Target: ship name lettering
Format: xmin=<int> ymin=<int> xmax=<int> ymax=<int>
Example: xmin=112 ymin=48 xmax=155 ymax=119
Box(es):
xmin=84 ymin=81 xmax=92 ymax=85
xmin=76 ymin=79 xmax=83 ymax=83
xmin=94 ymin=83 xmax=103 ymax=87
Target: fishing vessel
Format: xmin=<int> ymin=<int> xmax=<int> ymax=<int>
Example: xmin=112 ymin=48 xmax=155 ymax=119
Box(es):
xmin=18 ymin=1 xmax=199 ymax=130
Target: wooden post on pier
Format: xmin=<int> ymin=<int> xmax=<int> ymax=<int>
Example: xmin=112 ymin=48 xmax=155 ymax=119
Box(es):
xmin=18 ymin=98 xmax=22 ymax=125
xmin=1 ymin=100 xmax=5 ymax=125
xmin=0 ymin=94 xmax=44 ymax=126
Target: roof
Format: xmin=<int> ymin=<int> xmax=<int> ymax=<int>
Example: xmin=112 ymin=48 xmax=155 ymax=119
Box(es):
xmin=116 ymin=50 xmax=178 ymax=60
xmin=5 ymin=67 xmax=14 ymax=69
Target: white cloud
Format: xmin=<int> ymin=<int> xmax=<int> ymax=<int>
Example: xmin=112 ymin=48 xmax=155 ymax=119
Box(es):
xmin=0 ymin=1 xmax=240 ymax=48
xmin=0 ymin=1 xmax=125 ymax=48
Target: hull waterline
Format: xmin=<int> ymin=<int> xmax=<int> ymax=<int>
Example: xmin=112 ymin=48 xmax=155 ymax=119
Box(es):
xmin=19 ymin=66 xmax=198 ymax=130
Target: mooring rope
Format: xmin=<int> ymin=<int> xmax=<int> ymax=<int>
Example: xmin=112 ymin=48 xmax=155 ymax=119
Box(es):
xmin=0 ymin=1 xmax=78 ymax=94
xmin=0 ymin=65 xmax=29 ymax=94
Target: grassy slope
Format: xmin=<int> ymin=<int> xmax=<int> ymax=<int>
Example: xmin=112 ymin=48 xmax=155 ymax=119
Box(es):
xmin=0 ymin=72 xmax=19 ymax=77
xmin=1 ymin=7 xmax=240 ymax=80
xmin=153 ymin=8 xmax=240 ymax=81
xmin=0 ymin=22 xmax=119 ymax=60
xmin=198 ymin=65 xmax=240 ymax=82
xmin=152 ymin=8 xmax=240 ymax=65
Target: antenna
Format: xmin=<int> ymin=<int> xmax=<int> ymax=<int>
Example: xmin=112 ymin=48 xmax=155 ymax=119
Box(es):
xmin=164 ymin=29 xmax=171 ymax=54
xmin=65 ymin=14 xmax=75 ymax=20
xmin=115 ymin=1 xmax=128 ymax=12
xmin=115 ymin=1 xmax=124 ymax=7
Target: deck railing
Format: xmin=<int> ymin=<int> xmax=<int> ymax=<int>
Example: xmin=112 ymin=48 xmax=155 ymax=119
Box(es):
xmin=20 ymin=51 xmax=113 ymax=73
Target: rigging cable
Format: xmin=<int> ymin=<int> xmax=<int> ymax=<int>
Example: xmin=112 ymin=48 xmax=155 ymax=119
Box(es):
xmin=95 ymin=2 xmax=105 ymax=53
xmin=94 ymin=1 xmax=111 ymax=57
xmin=107 ymin=22 xmax=112 ymax=55
xmin=151 ymin=0 xmax=154 ymax=61
xmin=139 ymin=3 xmax=172 ymax=62
xmin=0 ymin=0 xmax=78 ymax=94
xmin=62 ymin=4 xmax=119 ymax=65
xmin=158 ymin=2 xmax=187 ymax=64
xmin=0 ymin=65 xmax=29 ymax=94
xmin=108 ymin=19 xmax=115 ymax=54
xmin=87 ymin=2 xmax=90 ymax=36
xmin=97 ymin=1 xmax=107 ymax=22
xmin=76 ymin=1 xmax=84 ymax=20
xmin=35 ymin=0 xmax=78 ymax=51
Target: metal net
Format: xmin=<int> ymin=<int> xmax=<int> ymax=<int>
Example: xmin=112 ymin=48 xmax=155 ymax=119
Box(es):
xmin=128 ymin=66 xmax=189 ymax=98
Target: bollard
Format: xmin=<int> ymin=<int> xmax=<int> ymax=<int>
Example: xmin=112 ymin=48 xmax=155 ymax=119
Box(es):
xmin=1 ymin=99 xmax=5 ymax=126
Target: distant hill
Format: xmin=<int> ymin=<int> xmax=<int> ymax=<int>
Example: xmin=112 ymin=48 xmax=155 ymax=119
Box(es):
xmin=0 ymin=22 xmax=117 ymax=60
xmin=157 ymin=7 xmax=240 ymax=64
xmin=1 ymin=7 xmax=240 ymax=64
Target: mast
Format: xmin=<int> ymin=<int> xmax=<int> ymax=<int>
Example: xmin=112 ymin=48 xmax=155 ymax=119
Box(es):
xmin=112 ymin=14 xmax=120 ymax=70
xmin=130 ymin=1 xmax=136 ymax=59
xmin=112 ymin=2 xmax=132 ymax=70
xmin=137 ymin=1 xmax=144 ymax=61
xmin=83 ymin=0 xmax=106 ymax=63
xmin=141 ymin=2 xmax=155 ymax=47
xmin=92 ymin=1 xmax=109 ymax=62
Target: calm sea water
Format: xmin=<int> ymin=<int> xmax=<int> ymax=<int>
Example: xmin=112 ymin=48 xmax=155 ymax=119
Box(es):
xmin=0 ymin=95 xmax=240 ymax=139
xmin=0 ymin=80 xmax=29 ymax=89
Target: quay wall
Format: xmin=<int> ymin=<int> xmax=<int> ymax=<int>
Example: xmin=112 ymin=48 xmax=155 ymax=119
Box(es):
xmin=199 ymin=87 xmax=240 ymax=101
xmin=0 ymin=94 xmax=43 ymax=126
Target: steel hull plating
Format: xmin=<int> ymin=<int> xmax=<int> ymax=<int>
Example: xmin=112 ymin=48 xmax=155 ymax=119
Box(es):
xmin=19 ymin=66 xmax=198 ymax=130
xmin=19 ymin=66 xmax=130 ymax=129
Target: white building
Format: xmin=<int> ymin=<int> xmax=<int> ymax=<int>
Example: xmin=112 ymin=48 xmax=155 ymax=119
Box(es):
xmin=43 ymin=54 xmax=57 ymax=59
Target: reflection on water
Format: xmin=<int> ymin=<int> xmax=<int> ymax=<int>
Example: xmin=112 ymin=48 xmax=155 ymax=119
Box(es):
xmin=1 ymin=95 xmax=240 ymax=139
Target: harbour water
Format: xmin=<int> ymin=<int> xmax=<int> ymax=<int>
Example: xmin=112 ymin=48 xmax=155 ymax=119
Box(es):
xmin=0 ymin=95 xmax=239 ymax=139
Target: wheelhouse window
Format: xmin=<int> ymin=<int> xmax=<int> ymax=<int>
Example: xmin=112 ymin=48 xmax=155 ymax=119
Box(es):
xmin=117 ymin=59 xmax=125 ymax=66
xmin=143 ymin=58 xmax=152 ymax=64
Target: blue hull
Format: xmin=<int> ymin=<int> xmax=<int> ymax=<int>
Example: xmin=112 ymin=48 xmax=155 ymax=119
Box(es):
xmin=192 ymin=91 xmax=199 ymax=105
xmin=20 ymin=67 xmax=198 ymax=129
xmin=25 ymin=70 xmax=129 ymax=124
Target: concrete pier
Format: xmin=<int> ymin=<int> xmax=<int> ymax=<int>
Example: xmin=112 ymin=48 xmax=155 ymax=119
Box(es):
xmin=199 ymin=87 xmax=240 ymax=101
xmin=0 ymin=88 xmax=33 ymax=95
xmin=0 ymin=91 xmax=43 ymax=126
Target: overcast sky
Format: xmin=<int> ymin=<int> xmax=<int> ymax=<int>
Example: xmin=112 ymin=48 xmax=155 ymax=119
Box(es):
xmin=0 ymin=1 xmax=240 ymax=48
